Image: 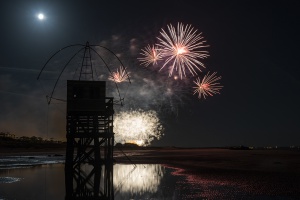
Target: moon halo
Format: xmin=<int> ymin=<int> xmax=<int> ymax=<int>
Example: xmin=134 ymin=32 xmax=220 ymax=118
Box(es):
xmin=37 ymin=13 xmax=44 ymax=20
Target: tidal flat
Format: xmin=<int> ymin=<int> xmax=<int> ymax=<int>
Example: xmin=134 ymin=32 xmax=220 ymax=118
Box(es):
xmin=0 ymin=147 xmax=299 ymax=199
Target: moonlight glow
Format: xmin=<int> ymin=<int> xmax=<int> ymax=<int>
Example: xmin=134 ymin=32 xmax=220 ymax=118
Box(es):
xmin=114 ymin=109 xmax=163 ymax=146
xmin=37 ymin=13 xmax=44 ymax=20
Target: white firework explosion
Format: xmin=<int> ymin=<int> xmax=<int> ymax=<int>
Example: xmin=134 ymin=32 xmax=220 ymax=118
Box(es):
xmin=114 ymin=109 xmax=163 ymax=146
xmin=157 ymin=22 xmax=209 ymax=79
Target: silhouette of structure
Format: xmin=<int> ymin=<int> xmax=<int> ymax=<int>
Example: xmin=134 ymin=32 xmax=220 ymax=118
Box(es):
xmin=38 ymin=42 xmax=130 ymax=199
xmin=64 ymin=43 xmax=115 ymax=199
xmin=65 ymin=80 xmax=114 ymax=200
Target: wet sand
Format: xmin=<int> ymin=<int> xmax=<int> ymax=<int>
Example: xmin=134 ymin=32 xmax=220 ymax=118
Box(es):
xmin=1 ymin=147 xmax=300 ymax=197
xmin=1 ymin=147 xmax=300 ymax=175
xmin=115 ymin=148 xmax=300 ymax=198
xmin=114 ymin=148 xmax=300 ymax=174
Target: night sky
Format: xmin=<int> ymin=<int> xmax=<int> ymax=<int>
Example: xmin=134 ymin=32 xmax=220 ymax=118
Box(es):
xmin=0 ymin=1 xmax=299 ymax=147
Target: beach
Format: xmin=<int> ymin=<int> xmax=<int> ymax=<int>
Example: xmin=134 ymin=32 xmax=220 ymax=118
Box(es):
xmin=1 ymin=147 xmax=300 ymax=174
xmin=114 ymin=148 xmax=300 ymax=198
xmin=115 ymin=148 xmax=300 ymax=174
xmin=1 ymin=147 xmax=300 ymax=198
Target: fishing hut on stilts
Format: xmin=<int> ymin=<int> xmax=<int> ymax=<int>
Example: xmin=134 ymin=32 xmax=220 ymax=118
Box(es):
xmin=37 ymin=42 xmax=130 ymax=200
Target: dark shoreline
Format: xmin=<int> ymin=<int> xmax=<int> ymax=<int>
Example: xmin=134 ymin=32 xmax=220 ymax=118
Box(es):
xmin=1 ymin=147 xmax=299 ymax=174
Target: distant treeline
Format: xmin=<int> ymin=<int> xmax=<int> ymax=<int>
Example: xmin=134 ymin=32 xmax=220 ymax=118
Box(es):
xmin=0 ymin=132 xmax=66 ymax=149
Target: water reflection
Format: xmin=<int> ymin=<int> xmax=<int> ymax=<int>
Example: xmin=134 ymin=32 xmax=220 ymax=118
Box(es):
xmin=65 ymin=162 xmax=113 ymax=199
xmin=0 ymin=155 xmax=64 ymax=169
xmin=0 ymin=164 xmax=65 ymax=200
xmin=114 ymin=164 xmax=164 ymax=195
xmin=65 ymin=163 xmax=164 ymax=199
xmin=0 ymin=163 xmax=166 ymax=200
xmin=1 ymin=160 xmax=297 ymax=199
xmin=0 ymin=176 xmax=22 ymax=183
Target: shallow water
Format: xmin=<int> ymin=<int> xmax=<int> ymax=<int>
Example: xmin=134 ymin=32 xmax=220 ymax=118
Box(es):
xmin=0 ymin=156 xmax=299 ymax=200
xmin=0 ymin=155 xmax=64 ymax=169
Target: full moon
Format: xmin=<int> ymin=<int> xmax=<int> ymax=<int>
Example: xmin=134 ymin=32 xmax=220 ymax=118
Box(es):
xmin=37 ymin=13 xmax=44 ymax=20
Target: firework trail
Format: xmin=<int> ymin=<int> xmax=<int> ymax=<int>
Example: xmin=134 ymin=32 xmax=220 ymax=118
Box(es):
xmin=193 ymin=71 xmax=223 ymax=99
xmin=114 ymin=109 xmax=163 ymax=146
xmin=156 ymin=22 xmax=209 ymax=79
xmin=108 ymin=66 xmax=130 ymax=83
xmin=138 ymin=45 xmax=162 ymax=67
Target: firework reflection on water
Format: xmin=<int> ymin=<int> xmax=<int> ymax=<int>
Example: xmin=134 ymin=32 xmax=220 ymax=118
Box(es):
xmin=114 ymin=164 xmax=164 ymax=195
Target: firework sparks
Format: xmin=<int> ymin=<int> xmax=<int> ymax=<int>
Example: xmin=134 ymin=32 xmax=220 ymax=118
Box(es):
xmin=114 ymin=109 xmax=163 ymax=146
xmin=193 ymin=72 xmax=223 ymax=99
xmin=138 ymin=45 xmax=162 ymax=67
xmin=157 ymin=22 xmax=209 ymax=79
xmin=108 ymin=66 xmax=129 ymax=83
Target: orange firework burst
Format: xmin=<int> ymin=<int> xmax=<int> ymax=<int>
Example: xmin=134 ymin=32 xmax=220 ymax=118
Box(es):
xmin=193 ymin=72 xmax=223 ymax=99
xmin=108 ymin=66 xmax=129 ymax=83
xmin=138 ymin=45 xmax=162 ymax=67
xmin=157 ymin=22 xmax=209 ymax=79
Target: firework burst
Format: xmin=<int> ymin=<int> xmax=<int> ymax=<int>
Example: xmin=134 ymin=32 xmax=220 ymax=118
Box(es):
xmin=114 ymin=109 xmax=163 ymax=146
xmin=108 ymin=66 xmax=129 ymax=83
xmin=138 ymin=45 xmax=162 ymax=67
xmin=157 ymin=22 xmax=209 ymax=79
xmin=193 ymin=72 xmax=223 ymax=99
